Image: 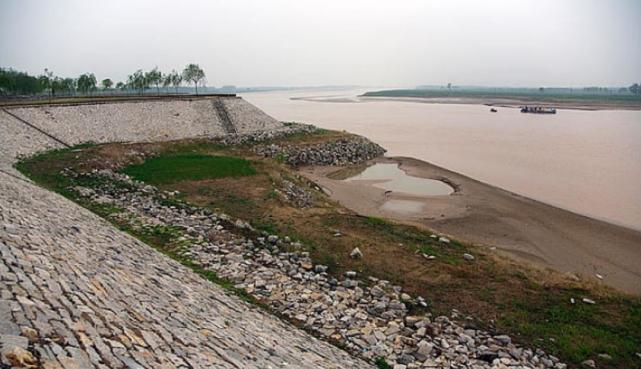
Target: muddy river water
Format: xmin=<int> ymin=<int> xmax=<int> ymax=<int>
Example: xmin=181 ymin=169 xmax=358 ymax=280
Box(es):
xmin=243 ymin=89 xmax=641 ymax=231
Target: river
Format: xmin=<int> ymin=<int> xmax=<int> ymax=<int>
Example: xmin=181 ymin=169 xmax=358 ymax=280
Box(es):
xmin=241 ymin=89 xmax=641 ymax=231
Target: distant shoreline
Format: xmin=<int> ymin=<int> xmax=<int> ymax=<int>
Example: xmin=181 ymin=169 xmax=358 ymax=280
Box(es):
xmin=359 ymin=91 xmax=641 ymax=111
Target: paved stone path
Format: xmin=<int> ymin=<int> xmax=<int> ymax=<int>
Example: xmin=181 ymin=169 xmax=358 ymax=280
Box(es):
xmin=0 ymin=106 xmax=373 ymax=368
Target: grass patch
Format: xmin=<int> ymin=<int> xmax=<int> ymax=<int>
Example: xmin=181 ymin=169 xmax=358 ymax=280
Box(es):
xmin=121 ymin=153 xmax=255 ymax=184
xmin=374 ymin=357 xmax=392 ymax=369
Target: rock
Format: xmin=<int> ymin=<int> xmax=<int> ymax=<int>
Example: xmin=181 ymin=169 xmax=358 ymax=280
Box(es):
xmin=478 ymin=350 xmax=498 ymax=363
xmin=581 ymin=359 xmax=596 ymax=368
xmin=350 ymin=247 xmax=363 ymax=259
xmin=385 ymin=323 xmax=401 ymax=336
xmin=314 ymin=265 xmax=328 ymax=273
xmin=582 ymin=298 xmax=596 ymax=305
xmin=20 ymin=327 xmax=39 ymax=343
xmin=343 ymin=279 xmax=359 ymax=288
xmin=494 ymin=335 xmax=511 ymax=345
xmin=256 ymin=136 xmax=386 ymax=166
xmin=542 ymin=358 xmax=554 ymax=367
xmin=388 ymin=301 xmax=406 ymax=311
xmin=400 ymin=293 xmax=411 ymax=302
xmin=370 ymin=286 xmax=385 ymax=298
xmin=3 ymin=346 xmax=37 ymax=368
xmin=462 ymin=253 xmax=474 ymax=261
xmin=345 ymin=271 xmax=357 ymax=278
xmin=415 ymin=340 xmax=433 ymax=358
xmin=438 ymin=237 xmax=450 ymax=244
xmin=397 ymin=354 xmax=414 ymax=365
xmin=0 ymin=334 xmax=29 ymax=350
xmin=597 ymin=353 xmax=612 ymax=360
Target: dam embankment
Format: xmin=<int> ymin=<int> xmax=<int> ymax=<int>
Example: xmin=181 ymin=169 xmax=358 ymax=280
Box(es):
xmin=0 ymin=97 xmax=372 ymax=369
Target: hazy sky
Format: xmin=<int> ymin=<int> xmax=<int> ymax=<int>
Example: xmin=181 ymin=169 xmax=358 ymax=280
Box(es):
xmin=1 ymin=0 xmax=640 ymax=87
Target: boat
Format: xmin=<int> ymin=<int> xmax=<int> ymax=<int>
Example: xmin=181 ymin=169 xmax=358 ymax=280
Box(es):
xmin=490 ymin=108 xmax=498 ymax=112
xmin=520 ymin=106 xmax=556 ymax=114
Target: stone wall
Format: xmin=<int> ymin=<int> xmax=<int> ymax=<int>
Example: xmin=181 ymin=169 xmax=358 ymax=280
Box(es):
xmin=223 ymin=97 xmax=282 ymax=133
xmin=0 ymin=111 xmax=63 ymax=175
xmin=4 ymin=97 xmax=283 ymax=147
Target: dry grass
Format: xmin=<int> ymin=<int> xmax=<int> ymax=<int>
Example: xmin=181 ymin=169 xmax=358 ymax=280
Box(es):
xmin=16 ymin=132 xmax=641 ymax=369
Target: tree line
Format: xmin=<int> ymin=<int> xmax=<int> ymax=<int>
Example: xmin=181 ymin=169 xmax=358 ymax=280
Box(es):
xmin=0 ymin=64 xmax=206 ymax=97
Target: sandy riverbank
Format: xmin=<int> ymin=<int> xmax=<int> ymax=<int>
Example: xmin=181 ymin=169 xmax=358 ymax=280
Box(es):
xmin=301 ymin=156 xmax=641 ymax=295
xmin=358 ymin=96 xmax=641 ymax=111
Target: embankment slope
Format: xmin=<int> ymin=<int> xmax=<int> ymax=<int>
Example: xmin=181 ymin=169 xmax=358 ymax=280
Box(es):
xmin=0 ymin=98 xmax=372 ymax=369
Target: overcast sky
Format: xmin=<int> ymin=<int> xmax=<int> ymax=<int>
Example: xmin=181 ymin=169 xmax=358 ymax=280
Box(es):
xmin=1 ymin=0 xmax=640 ymax=87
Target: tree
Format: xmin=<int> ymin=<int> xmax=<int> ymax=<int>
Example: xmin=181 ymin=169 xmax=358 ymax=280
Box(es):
xmin=60 ymin=78 xmax=76 ymax=95
xmin=182 ymin=64 xmax=205 ymax=95
xmin=129 ymin=70 xmax=147 ymax=94
xmin=77 ymin=73 xmax=97 ymax=95
xmin=101 ymin=78 xmax=113 ymax=92
xmin=630 ymin=83 xmax=640 ymax=96
xmin=50 ymin=77 xmax=64 ymax=96
xmin=145 ymin=67 xmax=162 ymax=94
xmin=162 ymin=73 xmax=172 ymax=93
xmin=169 ymin=70 xmax=183 ymax=93
xmin=115 ymin=81 xmax=125 ymax=93
xmin=38 ymin=68 xmax=54 ymax=97
xmin=126 ymin=75 xmax=135 ymax=92
xmin=0 ymin=68 xmax=42 ymax=95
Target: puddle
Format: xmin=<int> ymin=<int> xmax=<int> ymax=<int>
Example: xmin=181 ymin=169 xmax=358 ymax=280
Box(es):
xmin=345 ymin=163 xmax=453 ymax=196
xmin=381 ymin=199 xmax=425 ymax=214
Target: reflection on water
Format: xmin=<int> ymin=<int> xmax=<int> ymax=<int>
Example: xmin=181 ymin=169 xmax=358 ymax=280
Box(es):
xmin=381 ymin=199 xmax=425 ymax=214
xmin=345 ymin=163 xmax=453 ymax=196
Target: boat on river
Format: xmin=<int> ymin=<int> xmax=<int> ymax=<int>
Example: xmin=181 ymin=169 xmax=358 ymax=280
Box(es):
xmin=520 ymin=106 xmax=556 ymax=114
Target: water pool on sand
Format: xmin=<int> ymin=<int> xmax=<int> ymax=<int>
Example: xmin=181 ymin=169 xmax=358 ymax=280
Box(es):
xmin=345 ymin=163 xmax=453 ymax=196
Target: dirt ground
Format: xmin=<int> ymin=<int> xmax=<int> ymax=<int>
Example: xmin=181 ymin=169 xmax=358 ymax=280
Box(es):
xmin=301 ymin=156 xmax=641 ymax=295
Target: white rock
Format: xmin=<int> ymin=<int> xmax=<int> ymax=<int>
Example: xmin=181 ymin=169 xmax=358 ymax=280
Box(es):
xmin=350 ymin=247 xmax=363 ymax=259
xmin=581 ymin=359 xmax=596 ymax=368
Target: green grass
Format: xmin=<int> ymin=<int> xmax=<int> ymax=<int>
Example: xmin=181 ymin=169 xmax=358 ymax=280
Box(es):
xmin=374 ymin=357 xmax=392 ymax=369
xmin=121 ymin=153 xmax=256 ymax=184
xmin=360 ymin=216 xmax=462 ymax=264
xmin=499 ymin=295 xmax=641 ymax=365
